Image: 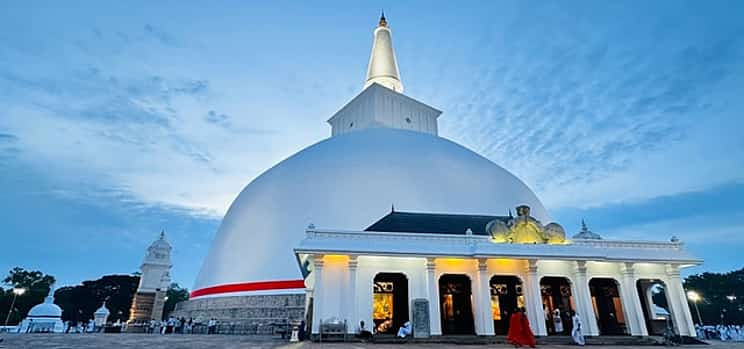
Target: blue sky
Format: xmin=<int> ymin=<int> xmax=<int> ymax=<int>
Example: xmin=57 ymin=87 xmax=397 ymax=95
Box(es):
xmin=1 ymin=1 xmax=743 ymax=289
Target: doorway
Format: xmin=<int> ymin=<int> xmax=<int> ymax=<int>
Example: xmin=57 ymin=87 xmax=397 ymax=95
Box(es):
xmin=540 ymin=276 xmax=575 ymax=335
xmin=372 ymin=273 xmax=409 ymax=334
xmin=637 ymin=279 xmax=673 ymax=335
xmin=439 ymin=274 xmax=475 ymax=335
xmin=590 ymin=278 xmax=627 ymax=335
xmin=490 ymin=275 xmax=524 ymax=335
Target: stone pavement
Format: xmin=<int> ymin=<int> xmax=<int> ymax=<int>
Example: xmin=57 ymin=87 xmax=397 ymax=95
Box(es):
xmin=1 ymin=334 xmax=743 ymax=349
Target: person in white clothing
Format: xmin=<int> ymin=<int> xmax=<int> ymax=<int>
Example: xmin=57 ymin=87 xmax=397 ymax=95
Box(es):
xmin=553 ymin=308 xmax=564 ymax=334
xmin=397 ymin=321 xmax=412 ymax=338
xmin=571 ymin=311 xmax=585 ymax=346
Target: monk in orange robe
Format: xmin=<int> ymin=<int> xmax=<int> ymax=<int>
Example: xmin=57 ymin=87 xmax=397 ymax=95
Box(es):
xmin=507 ymin=308 xmax=536 ymax=348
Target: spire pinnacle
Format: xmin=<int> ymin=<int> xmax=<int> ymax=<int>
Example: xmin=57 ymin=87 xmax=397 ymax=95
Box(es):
xmin=365 ymin=12 xmax=403 ymax=92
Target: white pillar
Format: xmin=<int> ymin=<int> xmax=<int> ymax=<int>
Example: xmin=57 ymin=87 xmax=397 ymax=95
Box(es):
xmin=572 ymin=261 xmax=600 ymax=336
xmin=524 ymin=259 xmax=547 ymax=336
xmin=665 ymin=264 xmax=696 ymax=336
xmin=311 ymin=255 xmax=324 ymax=335
xmin=426 ymin=257 xmax=442 ymax=335
xmin=619 ymin=262 xmax=648 ymax=336
xmin=476 ymin=259 xmax=495 ymax=336
xmin=347 ymin=256 xmax=358 ymax=334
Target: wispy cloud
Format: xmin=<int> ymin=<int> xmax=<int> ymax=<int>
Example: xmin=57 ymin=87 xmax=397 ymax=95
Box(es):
xmin=421 ymin=1 xmax=744 ymax=208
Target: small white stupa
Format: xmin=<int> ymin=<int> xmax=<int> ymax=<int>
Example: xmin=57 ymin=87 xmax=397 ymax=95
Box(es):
xmin=18 ymin=284 xmax=64 ymax=333
xmin=93 ymin=302 xmax=111 ymax=329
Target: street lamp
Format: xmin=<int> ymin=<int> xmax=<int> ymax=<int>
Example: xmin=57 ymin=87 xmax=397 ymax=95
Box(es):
xmin=687 ymin=290 xmax=703 ymax=325
xmin=3 ymin=288 xmax=27 ymax=327
xmin=726 ymin=295 xmax=736 ymax=302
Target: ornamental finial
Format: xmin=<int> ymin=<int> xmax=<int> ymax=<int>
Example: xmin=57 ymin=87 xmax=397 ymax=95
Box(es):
xmin=379 ymin=10 xmax=387 ymax=27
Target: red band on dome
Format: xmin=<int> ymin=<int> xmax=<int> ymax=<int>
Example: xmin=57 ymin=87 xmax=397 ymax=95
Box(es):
xmin=190 ymin=279 xmax=306 ymax=298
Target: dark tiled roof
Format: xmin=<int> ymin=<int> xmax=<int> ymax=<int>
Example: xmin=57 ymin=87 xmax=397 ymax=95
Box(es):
xmin=365 ymin=211 xmax=510 ymax=235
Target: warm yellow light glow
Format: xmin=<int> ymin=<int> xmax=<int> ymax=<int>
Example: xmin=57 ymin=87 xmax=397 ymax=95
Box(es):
xmin=687 ymin=290 xmax=701 ymax=302
xmin=438 ymin=258 xmax=468 ymax=267
xmin=323 ymin=254 xmax=350 ymax=264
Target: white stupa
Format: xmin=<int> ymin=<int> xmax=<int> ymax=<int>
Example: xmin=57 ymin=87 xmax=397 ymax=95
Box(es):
xmin=93 ymin=302 xmax=110 ymax=328
xmin=192 ymin=14 xmax=548 ymax=298
xmin=18 ymin=285 xmax=64 ymax=333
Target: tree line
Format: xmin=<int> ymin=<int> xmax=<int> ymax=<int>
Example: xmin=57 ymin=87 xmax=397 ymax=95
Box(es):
xmin=1 ymin=267 xmax=189 ymax=326
xmin=684 ymin=267 xmax=744 ymax=325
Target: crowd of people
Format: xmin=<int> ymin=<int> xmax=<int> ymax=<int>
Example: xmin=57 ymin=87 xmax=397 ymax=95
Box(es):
xmin=697 ymin=324 xmax=744 ymax=341
xmin=140 ymin=317 xmax=220 ymax=334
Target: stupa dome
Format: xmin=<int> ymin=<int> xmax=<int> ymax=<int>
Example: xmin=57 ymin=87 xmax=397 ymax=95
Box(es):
xmin=193 ymin=127 xmax=549 ymax=297
xmin=28 ymin=297 xmax=62 ymax=318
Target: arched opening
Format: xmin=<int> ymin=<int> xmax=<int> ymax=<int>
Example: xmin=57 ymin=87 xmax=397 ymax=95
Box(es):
xmin=439 ymin=274 xmax=475 ymax=335
xmin=589 ymin=278 xmax=628 ymax=335
xmin=490 ymin=275 xmax=524 ymax=335
xmin=373 ymin=273 xmax=409 ymax=334
xmin=540 ymin=276 xmax=575 ymax=335
xmin=636 ymin=279 xmax=674 ymax=335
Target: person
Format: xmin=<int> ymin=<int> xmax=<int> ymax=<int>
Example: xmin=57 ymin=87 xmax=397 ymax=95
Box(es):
xmin=397 ymin=321 xmax=412 ymax=338
xmin=298 ymin=320 xmax=306 ymax=341
xmin=552 ymin=308 xmax=564 ymax=334
xmin=165 ymin=316 xmax=175 ymax=334
xmin=358 ymin=320 xmax=373 ymax=340
xmin=208 ymin=318 xmax=216 ymax=334
xmin=186 ymin=318 xmax=193 ymax=334
xmin=571 ymin=311 xmax=585 ymax=346
xmin=519 ymin=308 xmax=537 ymax=348
xmin=508 ymin=308 xmax=536 ymax=348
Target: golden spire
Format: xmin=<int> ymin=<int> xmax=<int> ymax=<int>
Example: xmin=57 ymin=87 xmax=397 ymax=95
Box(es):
xmin=378 ymin=10 xmax=387 ymax=27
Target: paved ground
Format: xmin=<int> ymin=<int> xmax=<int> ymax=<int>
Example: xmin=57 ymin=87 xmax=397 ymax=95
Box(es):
xmin=1 ymin=334 xmax=743 ymax=349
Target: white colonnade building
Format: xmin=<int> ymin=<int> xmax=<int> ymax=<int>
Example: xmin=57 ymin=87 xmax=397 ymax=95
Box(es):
xmin=296 ymin=210 xmax=699 ymax=338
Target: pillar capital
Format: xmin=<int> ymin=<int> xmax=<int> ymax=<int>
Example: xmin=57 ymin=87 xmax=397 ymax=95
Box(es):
xmin=665 ymin=264 xmax=680 ymax=278
xmin=477 ymin=258 xmax=488 ymax=272
xmin=620 ymin=262 xmax=635 ymax=276
xmin=526 ymin=259 xmax=538 ymax=274
xmin=313 ymin=255 xmax=325 ymax=269
xmin=426 ymin=257 xmax=436 ymax=271
xmin=574 ymin=260 xmax=588 ymax=274
xmin=348 ymin=255 xmax=358 ymax=269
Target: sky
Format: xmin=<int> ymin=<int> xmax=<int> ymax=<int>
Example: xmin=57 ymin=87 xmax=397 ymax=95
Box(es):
xmin=1 ymin=1 xmax=743 ymax=289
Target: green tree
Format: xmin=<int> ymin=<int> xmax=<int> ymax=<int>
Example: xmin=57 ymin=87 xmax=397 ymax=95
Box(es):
xmin=162 ymin=283 xmax=189 ymax=320
xmin=0 ymin=267 xmax=55 ymax=325
xmin=684 ymin=267 xmax=744 ymax=325
xmin=54 ymin=274 xmax=139 ymax=324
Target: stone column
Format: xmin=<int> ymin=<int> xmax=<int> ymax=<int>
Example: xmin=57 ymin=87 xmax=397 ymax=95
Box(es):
xmin=572 ymin=261 xmax=600 ymax=336
xmin=665 ymin=264 xmax=696 ymax=336
xmin=426 ymin=257 xmax=442 ymax=335
xmin=311 ymin=255 xmax=324 ymax=335
xmin=347 ymin=255 xmax=358 ymax=334
xmin=523 ymin=259 xmax=548 ymax=336
xmin=477 ymin=259 xmax=495 ymax=335
xmin=619 ymin=262 xmax=648 ymax=336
